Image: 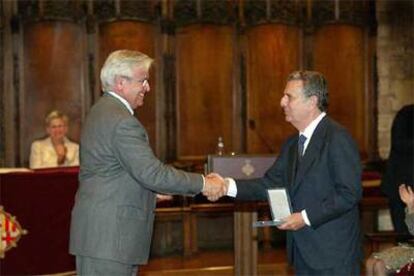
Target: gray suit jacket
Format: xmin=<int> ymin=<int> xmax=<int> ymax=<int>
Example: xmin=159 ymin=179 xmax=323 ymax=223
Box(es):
xmin=236 ymin=116 xmax=363 ymax=270
xmin=69 ymin=93 xmax=203 ymax=264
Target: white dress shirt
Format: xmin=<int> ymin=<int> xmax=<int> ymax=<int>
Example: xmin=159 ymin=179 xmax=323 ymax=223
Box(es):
xmin=107 ymin=91 xmax=134 ymax=115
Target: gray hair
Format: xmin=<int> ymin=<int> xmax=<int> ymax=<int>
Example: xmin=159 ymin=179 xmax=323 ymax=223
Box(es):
xmin=287 ymin=70 xmax=329 ymax=112
xmin=45 ymin=110 xmax=68 ymax=127
xmin=100 ymin=50 xmax=154 ymax=92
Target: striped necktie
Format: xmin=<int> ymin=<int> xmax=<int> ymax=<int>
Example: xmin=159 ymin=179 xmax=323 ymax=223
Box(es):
xmin=298 ymin=134 xmax=307 ymax=161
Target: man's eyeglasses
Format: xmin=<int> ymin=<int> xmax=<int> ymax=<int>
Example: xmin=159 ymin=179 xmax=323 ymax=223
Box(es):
xmin=122 ymin=76 xmax=149 ymax=87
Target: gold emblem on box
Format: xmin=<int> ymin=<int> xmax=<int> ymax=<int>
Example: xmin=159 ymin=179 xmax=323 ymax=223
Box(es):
xmin=241 ymin=159 xmax=255 ymax=176
xmin=0 ymin=206 xmax=28 ymax=258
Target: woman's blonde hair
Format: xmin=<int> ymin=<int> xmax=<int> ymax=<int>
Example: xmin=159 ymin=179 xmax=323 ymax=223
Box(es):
xmin=45 ymin=110 xmax=69 ymax=127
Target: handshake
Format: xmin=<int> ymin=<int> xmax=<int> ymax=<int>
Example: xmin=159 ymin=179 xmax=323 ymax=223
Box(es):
xmin=202 ymin=173 xmax=229 ymax=201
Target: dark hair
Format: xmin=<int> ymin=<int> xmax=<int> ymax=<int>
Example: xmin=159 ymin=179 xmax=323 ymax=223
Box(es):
xmin=287 ymin=71 xmax=329 ymax=112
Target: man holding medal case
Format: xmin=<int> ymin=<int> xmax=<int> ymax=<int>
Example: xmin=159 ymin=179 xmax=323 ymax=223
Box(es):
xmin=207 ymin=70 xmax=363 ymax=275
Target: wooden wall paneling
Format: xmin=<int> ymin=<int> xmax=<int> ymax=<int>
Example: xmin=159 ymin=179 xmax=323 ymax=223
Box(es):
xmin=232 ymin=27 xmax=245 ymax=155
xmin=21 ymin=21 xmax=86 ymax=166
xmin=245 ymin=24 xmax=300 ymax=154
xmin=366 ymin=30 xmax=378 ymax=160
xmin=0 ymin=21 xmax=3 ymax=166
xmin=2 ymin=1 xmax=18 ymax=166
xmin=84 ymin=1 xmax=98 ymax=114
xmin=313 ymin=24 xmax=367 ymax=158
xmin=175 ymin=24 xmax=234 ymax=159
xmin=157 ymin=0 xmax=175 ymax=162
xmin=99 ymin=21 xmax=157 ymax=152
xmin=0 ymin=1 xmax=4 ymax=166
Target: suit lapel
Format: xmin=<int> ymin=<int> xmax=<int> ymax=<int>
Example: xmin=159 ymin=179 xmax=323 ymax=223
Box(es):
xmin=292 ymin=117 xmax=330 ymax=194
xmin=287 ymin=141 xmax=298 ymax=192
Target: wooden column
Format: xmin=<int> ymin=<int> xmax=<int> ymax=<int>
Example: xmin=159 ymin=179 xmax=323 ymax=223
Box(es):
xmin=234 ymin=203 xmax=258 ymax=276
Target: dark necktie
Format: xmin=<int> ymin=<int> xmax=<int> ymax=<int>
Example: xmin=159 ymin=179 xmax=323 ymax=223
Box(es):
xmin=298 ymin=134 xmax=307 ymax=161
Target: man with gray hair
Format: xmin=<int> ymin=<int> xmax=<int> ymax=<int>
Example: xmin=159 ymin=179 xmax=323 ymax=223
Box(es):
xmin=209 ymin=70 xmax=363 ymax=275
xmin=69 ymin=50 xmax=225 ymax=275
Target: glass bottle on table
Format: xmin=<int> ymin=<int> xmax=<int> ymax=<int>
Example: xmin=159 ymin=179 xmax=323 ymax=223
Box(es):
xmin=216 ymin=136 xmax=224 ymax=155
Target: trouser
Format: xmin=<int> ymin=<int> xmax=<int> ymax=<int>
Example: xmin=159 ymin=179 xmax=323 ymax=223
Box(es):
xmin=76 ymin=255 xmax=139 ymax=276
xmin=293 ymin=242 xmax=360 ymax=276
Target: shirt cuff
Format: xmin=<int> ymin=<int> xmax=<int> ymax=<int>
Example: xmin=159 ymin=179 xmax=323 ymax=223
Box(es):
xmin=201 ymin=175 xmax=205 ymax=192
xmin=301 ymin=209 xmax=311 ymax=226
xmin=226 ymin=178 xmax=237 ymax=197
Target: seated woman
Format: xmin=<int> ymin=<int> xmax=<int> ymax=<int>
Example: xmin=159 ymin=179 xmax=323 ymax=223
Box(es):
xmin=29 ymin=110 xmax=79 ymax=169
xmin=366 ymin=184 xmax=414 ymax=275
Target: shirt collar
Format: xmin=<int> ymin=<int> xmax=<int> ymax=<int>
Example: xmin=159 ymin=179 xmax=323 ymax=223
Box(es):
xmin=107 ymin=91 xmax=134 ymax=115
xmin=301 ymin=112 xmax=326 ymax=141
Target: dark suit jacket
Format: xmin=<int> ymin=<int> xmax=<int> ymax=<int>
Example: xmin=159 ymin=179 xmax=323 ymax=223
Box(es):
xmin=381 ymin=104 xmax=414 ymax=199
xmin=236 ymin=116 xmax=362 ymax=270
xmin=69 ymin=93 xmax=203 ymax=265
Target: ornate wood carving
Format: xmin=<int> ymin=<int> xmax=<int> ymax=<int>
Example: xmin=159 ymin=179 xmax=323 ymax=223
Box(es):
xmin=243 ymin=0 xmax=300 ymax=27
xmin=17 ymin=1 xmax=40 ymax=19
xmin=243 ymin=0 xmax=267 ymax=26
xmin=174 ymin=0 xmax=198 ymax=26
xmin=94 ymin=0 xmax=116 ymax=21
xmin=17 ymin=0 xmax=85 ymax=22
xmin=312 ymin=0 xmax=369 ymax=27
xmin=42 ymin=0 xmax=84 ymax=20
xmin=202 ymin=0 xmax=233 ymax=24
xmin=94 ymin=0 xmax=155 ymax=22
xmin=339 ymin=0 xmax=368 ymax=26
xmin=270 ymin=0 xmax=300 ymax=25
xmin=174 ymin=0 xmax=233 ymax=27
xmin=312 ymin=0 xmax=335 ymax=25
xmin=120 ymin=0 xmax=155 ymax=21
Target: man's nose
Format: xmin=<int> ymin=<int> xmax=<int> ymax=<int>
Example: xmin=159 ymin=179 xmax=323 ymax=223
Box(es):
xmin=280 ymin=96 xmax=286 ymax=107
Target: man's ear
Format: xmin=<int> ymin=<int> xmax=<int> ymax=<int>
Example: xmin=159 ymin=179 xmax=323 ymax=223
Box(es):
xmin=114 ymin=75 xmax=126 ymax=90
xmin=309 ymin=95 xmax=318 ymax=108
